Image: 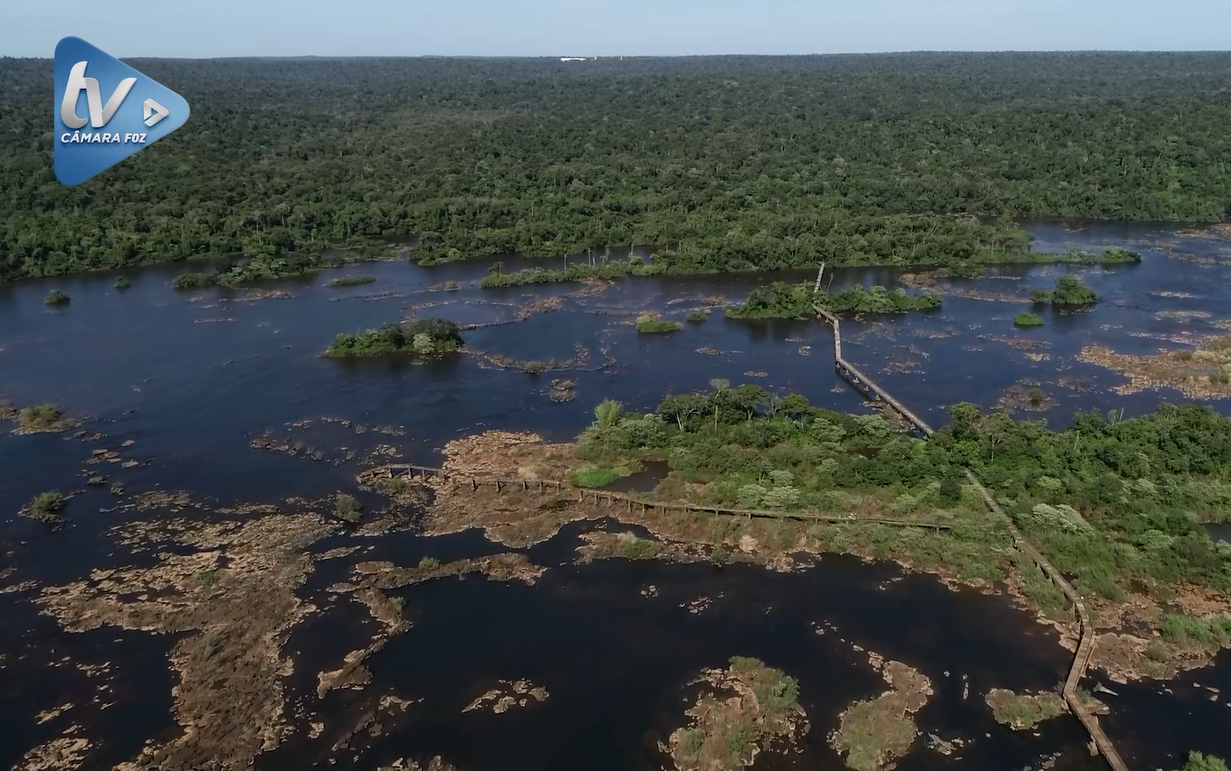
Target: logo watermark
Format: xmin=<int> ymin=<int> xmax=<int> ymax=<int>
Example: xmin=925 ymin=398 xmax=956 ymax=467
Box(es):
xmin=53 ymin=37 xmax=190 ymax=186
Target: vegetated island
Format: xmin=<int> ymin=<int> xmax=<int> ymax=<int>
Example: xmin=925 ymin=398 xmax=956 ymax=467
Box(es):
xmin=4 ymin=53 xmax=1221 ymax=284
xmin=1014 ymin=312 xmax=1044 ymax=328
xmin=408 ymin=387 xmax=1231 ymax=683
xmin=44 ymin=290 xmax=70 ymax=305
xmin=326 ymin=275 xmax=377 ymax=288
xmin=1031 ymin=275 xmax=1098 ymax=308
xmin=636 ymin=314 xmax=684 ymax=334
xmin=726 ymin=282 xmax=941 ymax=319
xmin=831 ymin=652 xmax=933 ymax=771
xmin=324 ymin=318 xmax=463 ymax=358
xmin=0 ymin=401 xmax=76 ymax=434
xmin=667 ymin=657 xmax=807 ymax=771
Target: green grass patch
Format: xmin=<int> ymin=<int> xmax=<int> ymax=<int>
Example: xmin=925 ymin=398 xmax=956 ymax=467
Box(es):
xmin=1014 ymin=312 xmax=1043 ymax=328
xmin=326 ymin=275 xmax=376 ymax=287
xmin=636 ymin=315 xmax=683 ymax=333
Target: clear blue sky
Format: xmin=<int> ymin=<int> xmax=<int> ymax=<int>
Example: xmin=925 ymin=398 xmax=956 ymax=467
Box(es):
xmin=2 ymin=0 xmax=1227 ymax=58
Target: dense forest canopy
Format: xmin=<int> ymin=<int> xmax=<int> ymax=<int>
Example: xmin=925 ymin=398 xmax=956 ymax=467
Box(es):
xmin=2 ymin=53 xmax=1231 ymax=282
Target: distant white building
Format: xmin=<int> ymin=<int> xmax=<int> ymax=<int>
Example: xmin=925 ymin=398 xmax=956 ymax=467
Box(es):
xmin=560 ymin=57 xmax=586 ymax=62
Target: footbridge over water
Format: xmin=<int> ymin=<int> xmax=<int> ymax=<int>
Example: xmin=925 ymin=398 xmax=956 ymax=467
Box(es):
xmin=814 ymin=302 xmax=1129 ymax=771
xmin=814 ymin=306 xmax=935 ymax=437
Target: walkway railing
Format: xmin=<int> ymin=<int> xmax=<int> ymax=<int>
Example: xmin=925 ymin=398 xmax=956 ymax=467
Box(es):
xmin=367 ymin=464 xmax=951 ymax=530
xmin=815 ymin=305 xmax=1128 ymax=771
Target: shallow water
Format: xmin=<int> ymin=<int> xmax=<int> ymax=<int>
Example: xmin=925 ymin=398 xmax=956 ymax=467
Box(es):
xmin=2 ymin=223 xmax=1231 ymax=770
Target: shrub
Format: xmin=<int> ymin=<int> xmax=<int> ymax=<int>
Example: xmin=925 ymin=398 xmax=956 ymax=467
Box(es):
xmin=114 ymin=276 xmax=131 ymax=290
xmin=687 ymin=309 xmax=710 ymax=322
xmin=326 ymin=275 xmax=376 ymax=288
xmin=25 ymin=491 xmax=65 ymax=523
xmin=334 ymin=494 xmax=361 ymax=523
xmin=636 ymin=315 xmax=683 ymax=334
xmin=571 ymin=464 xmax=620 ymax=488
xmin=172 ymin=272 xmax=216 ymax=290
xmin=1049 ymin=275 xmax=1097 ymax=307
xmin=1186 ymin=753 xmax=1230 ymax=771
xmin=418 ymin=556 xmax=441 ymax=571
xmin=389 ymin=595 xmax=406 ymax=617
xmin=1014 ymin=312 xmax=1044 ymax=328
xmin=44 ymin=290 xmax=70 ymax=305
xmin=325 ymin=318 xmax=463 ymax=357
xmin=18 ymin=403 xmax=62 ymax=428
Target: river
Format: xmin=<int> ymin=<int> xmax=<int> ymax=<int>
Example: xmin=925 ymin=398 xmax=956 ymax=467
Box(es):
xmin=1 ymin=222 xmax=1230 ymax=771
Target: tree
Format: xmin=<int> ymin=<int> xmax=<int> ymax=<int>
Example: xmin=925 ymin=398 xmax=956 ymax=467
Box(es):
xmin=657 ymin=393 xmax=706 ymax=430
xmin=1184 ymin=753 xmax=1229 ymax=771
xmin=594 ymin=399 xmax=622 ymax=429
xmin=709 ymin=379 xmax=730 ymax=429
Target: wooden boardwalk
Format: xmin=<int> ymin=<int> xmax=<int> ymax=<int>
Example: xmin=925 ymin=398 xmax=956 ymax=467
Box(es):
xmin=372 ymin=464 xmax=952 ymax=531
xmin=815 ymin=307 xmax=935 ymax=437
xmin=815 ymin=305 xmax=1128 ymax=771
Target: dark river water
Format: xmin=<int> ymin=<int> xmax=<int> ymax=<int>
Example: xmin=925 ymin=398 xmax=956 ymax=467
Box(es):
xmin=2 ymin=222 xmax=1231 ymax=770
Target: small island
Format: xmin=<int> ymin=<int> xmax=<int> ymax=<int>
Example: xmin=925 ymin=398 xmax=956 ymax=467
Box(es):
xmin=1031 ymin=275 xmax=1098 ymax=308
xmin=325 ymin=318 xmax=463 ymax=358
xmin=1014 ymin=312 xmax=1044 ymax=328
xmin=668 ymin=657 xmax=806 ymax=771
xmin=326 ymin=275 xmax=377 ymax=288
xmin=636 ymin=314 xmax=684 ymax=334
xmin=44 ymin=290 xmax=70 ymax=306
xmin=726 ymin=282 xmax=941 ymax=320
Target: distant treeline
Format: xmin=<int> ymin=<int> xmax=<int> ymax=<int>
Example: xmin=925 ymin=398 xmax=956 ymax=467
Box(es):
xmin=2 ymin=54 xmax=1228 ymax=282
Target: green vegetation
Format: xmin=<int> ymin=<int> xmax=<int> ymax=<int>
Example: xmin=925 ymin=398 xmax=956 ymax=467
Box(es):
xmin=197 ymin=633 xmax=224 ymax=662
xmin=577 ymin=384 xmax=1009 ymax=582
xmin=726 ymin=282 xmax=940 ymax=320
xmin=4 ymin=55 xmax=1229 ymax=283
xmin=334 ymin=494 xmax=361 ymax=523
xmin=44 ymin=290 xmax=69 ymax=305
xmin=1032 ymin=275 xmax=1098 ymax=308
xmin=672 ymin=657 xmax=801 ymax=771
xmin=1014 ymin=312 xmax=1044 ymax=328
xmin=686 ymin=309 xmax=710 ymax=323
xmin=578 ymin=387 xmax=1231 ymax=598
xmin=985 ymin=688 xmax=1066 ymax=730
xmin=417 ymin=556 xmax=441 ymax=571
xmin=388 ymin=595 xmax=406 ymax=618
xmin=196 ymin=569 xmax=220 ymax=588
xmin=25 ymin=491 xmax=65 ymax=524
xmin=618 ymin=535 xmax=663 ymax=560
xmin=1158 ymin=614 xmax=1231 ymax=649
xmin=169 ymin=251 xmax=382 ymax=290
xmin=571 ymin=464 xmax=623 ymax=488
xmin=324 ymin=318 xmax=463 ymax=358
xmin=114 ymin=276 xmax=131 ymax=290
xmin=326 ymin=275 xmax=377 ymax=288
xmin=172 ymin=272 xmax=215 ymax=290
xmin=938 ymin=402 xmax=1231 ymax=600
xmin=635 ymin=315 xmax=683 ymax=334
xmin=480 ymin=258 xmax=666 ymax=287
xmin=17 ymin=403 xmax=63 ymax=430
xmin=728 ymin=656 xmax=801 ymax=720
xmin=1186 ymin=753 xmax=1230 ymax=771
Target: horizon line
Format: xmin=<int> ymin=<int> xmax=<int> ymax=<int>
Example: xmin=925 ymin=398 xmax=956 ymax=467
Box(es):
xmin=4 ymin=48 xmax=1231 ymax=61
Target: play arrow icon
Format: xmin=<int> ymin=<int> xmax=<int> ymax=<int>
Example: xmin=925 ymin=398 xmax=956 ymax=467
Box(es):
xmin=143 ymin=98 xmax=169 ymax=127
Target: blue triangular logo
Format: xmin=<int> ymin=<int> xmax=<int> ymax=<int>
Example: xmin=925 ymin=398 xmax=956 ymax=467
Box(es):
xmin=53 ymin=37 xmax=190 ymax=186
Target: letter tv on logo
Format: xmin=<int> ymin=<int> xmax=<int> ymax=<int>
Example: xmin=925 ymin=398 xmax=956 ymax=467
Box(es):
xmin=53 ymin=37 xmax=190 ymax=186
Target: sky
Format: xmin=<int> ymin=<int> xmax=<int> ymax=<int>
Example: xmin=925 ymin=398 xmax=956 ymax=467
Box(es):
xmin=2 ymin=0 xmax=1228 ymax=58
